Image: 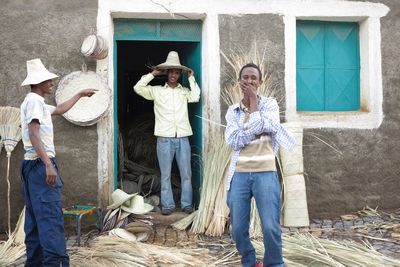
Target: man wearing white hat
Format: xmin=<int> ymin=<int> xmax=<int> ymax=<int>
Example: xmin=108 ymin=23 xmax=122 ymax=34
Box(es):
xmin=134 ymin=51 xmax=200 ymax=215
xmin=20 ymin=58 xmax=96 ymax=267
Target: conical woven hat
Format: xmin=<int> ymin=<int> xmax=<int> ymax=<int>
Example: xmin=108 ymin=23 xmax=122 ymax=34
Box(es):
xmin=21 ymin=59 xmax=58 ymax=86
xmin=155 ymin=51 xmax=190 ymax=72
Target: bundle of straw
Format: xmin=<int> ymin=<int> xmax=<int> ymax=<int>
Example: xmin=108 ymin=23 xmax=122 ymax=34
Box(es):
xmin=70 ymin=235 xmax=212 ymax=267
xmin=171 ymin=210 xmax=198 ymax=231
xmin=12 ymin=207 xmax=26 ymax=246
xmin=126 ymin=119 xmax=157 ymax=168
xmin=220 ymin=44 xmax=280 ymax=107
xmin=249 ymin=199 xmax=263 ymax=239
xmin=353 ymin=206 xmax=400 ymax=235
xmin=0 ymin=235 xmax=26 ymax=266
xmin=205 ymin=156 xmax=231 ymax=237
xmin=0 ymin=106 xmax=22 ymax=235
xmin=191 ymin=130 xmax=231 ymax=235
xmin=250 ymin=233 xmax=400 ymax=266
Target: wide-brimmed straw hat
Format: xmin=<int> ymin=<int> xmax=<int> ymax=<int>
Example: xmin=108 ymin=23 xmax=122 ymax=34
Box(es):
xmin=107 ymin=189 xmax=137 ymax=210
xmin=121 ymin=195 xmax=153 ymax=215
xmin=21 ymin=58 xmax=58 ymax=86
xmin=155 ymin=51 xmax=190 ymax=72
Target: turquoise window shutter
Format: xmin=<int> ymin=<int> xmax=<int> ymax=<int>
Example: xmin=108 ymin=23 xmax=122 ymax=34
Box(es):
xmin=296 ymin=21 xmax=360 ymax=111
xmin=297 ymin=21 xmax=325 ymax=111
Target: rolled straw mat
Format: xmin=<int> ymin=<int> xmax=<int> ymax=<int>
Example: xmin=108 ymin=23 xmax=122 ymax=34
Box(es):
xmin=56 ymin=71 xmax=110 ymax=126
xmin=283 ymin=174 xmax=309 ymax=227
xmin=280 ymin=122 xmax=304 ymax=176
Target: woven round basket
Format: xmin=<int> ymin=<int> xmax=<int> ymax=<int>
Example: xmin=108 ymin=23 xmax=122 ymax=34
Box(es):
xmin=55 ymin=71 xmax=111 ymax=126
xmin=80 ymin=34 xmax=108 ymax=60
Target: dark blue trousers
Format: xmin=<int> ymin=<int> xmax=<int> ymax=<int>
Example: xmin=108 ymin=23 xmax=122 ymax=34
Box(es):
xmin=20 ymin=158 xmax=69 ymax=267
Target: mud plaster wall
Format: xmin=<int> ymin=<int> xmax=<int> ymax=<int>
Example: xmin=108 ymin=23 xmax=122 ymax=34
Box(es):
xmin=219 ymin=1 xmax=400 ymax=218
xmin=0 ymin=0 xmax=98 ymax=231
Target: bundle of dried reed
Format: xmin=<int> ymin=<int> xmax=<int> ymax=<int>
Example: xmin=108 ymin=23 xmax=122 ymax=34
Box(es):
xmin=171 ymin=210 xmax=198 ymax=231
xmin=12 ymin=207 xmax=26 ymax=246
xmin=353 ymin=206 xmax=400 ymax=236
xmin=126 ymin=118 xmax=157 ymax=168
xmin=250 ymin=233 xmax=400 ymax=266
xmin=0 ymin=106 xmax=21 ymax=126
xmin=0 ymin=225 xmax=26 ymax=266
xmin=70 ymin=235 xmax=212 ymax=267
xmin=191 ymin=131 xmax=231 ymax=235
xmin=0 ymin=106 xmax=22 ymax=235
xmin=204 ymin=137 xmax=231 ymax=236
xmin=220 ymin=44 xmax=280 ymax=107
xmin=249 ymin=199 xmax=263 ymax=239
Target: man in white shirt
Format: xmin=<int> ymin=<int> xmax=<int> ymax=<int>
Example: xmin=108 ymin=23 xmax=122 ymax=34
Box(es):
xmin=20 ymin=58 xmax=96 ymax=267
xmin=134 ymin=51 xmax=200 ymax=215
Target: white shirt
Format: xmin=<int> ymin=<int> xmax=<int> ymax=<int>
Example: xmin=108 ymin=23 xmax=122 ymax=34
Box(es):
xmin=20 ymin=92 xmax=56 ymax=159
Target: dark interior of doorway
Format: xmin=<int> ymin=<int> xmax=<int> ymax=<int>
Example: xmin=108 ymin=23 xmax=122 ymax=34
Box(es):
xmin=117 ymin=41 xmax=201 ymax=210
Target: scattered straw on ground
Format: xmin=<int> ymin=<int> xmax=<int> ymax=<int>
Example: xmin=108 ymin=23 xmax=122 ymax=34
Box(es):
xmin=70 ymin=235 xmax=213 ymax=267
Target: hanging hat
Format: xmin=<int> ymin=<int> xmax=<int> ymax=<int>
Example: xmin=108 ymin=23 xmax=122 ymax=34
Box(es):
xmin=21 ymin=58 xmax=58 ymax=86
xmin=155 ymin=51 xmax=190 ymax=72
xmin=80 ymin=34 xmax=108 ymax=60
xmin=107 ymin=189 xmax=137 ymax=210
xmin=121 ymin=195 xmax=153 ymax=215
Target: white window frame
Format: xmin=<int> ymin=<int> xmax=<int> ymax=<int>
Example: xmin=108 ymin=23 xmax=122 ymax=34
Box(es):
xmin=284 ymin=4 xmax=389 ymax=129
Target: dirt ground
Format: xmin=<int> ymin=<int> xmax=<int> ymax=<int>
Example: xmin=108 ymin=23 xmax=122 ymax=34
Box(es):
xmin=5 ymin=209 xmax=400 ymax=266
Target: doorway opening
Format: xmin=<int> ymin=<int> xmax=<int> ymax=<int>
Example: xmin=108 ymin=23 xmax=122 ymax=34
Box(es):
xmin=116 ymin=40 xmax=202 ymax=209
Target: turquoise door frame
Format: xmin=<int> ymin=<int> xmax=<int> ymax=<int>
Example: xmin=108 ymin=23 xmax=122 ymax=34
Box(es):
xmin=113 ymin=19 xmax=203 ymax=206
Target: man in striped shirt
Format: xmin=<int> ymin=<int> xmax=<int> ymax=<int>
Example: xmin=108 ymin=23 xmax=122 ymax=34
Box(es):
xmin=225 ymin=63 xmax=295 ymax=267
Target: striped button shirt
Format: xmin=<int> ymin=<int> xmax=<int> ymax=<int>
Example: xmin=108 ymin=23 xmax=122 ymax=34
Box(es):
xmin=224 ymin=96 xmax=296 ymax=191
xmin=20 ymin=92 xmax=56 ymax=160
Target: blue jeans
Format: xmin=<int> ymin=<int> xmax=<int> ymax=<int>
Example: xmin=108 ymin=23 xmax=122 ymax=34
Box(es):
xmin=20 ymin=158 xmax=69 ymax=267
xmin=156 ymin=137 xmax=192 ymax=211
xmin=227 ymin=171 xmax=284 ymax=267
